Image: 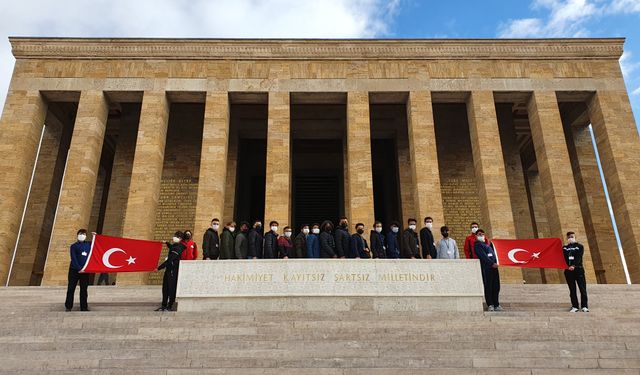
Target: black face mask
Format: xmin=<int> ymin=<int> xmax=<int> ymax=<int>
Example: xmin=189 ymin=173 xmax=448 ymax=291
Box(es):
xmin=185 ymin=233 xmax=192 ymax=240
xmin=442 ymin=231 xmax=449 ymax=238
xmin=325 ymin=226 xmax=332 ymax=232
xmin=340 ymin=222 xmax=347 ymax=228
xmin=357 ymin=229 xmax=364 ymax=235
xmin=255 ymin=225 xmax=262 ymax=230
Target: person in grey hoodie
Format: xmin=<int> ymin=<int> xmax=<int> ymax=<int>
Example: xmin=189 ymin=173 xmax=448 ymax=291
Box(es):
xmin=436 ymin=225 xmax=459 ymax=259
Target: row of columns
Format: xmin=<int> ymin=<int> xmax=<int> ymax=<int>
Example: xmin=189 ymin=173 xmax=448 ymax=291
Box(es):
xmin=0 ymin=89 xmax=638 ymax=285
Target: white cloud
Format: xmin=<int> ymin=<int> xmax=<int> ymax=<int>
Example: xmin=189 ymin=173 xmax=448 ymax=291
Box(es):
xmin=0 ymin=0 xmax=400 ymax=111
xmin=620 ymin=51 xmax=640 ymax=77
xmin=608 ymin=0 xmax=640 ymax=13
xmin=633 ymin=86 xmax=640 ymax=95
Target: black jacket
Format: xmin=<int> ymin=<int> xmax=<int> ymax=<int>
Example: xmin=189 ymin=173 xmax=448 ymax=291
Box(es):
xmin=386 ymin=231 xmax=400 ymax=259
xmin=401 ymin=229 xmax=420 ymax=259
xmin=370 ymin=230 xmax=386 ymax=259
xmin=235 ymin=231 xmax=249 ymax=259
xmin=263 ymin=231 xmax=278 ymax=259
xmin=247 ymin=228 xmax=263 ymax=258
xmin=158 ymin=242 xmax=186 ymax=271
xmin=293 ymin=232 xmax=307 ymax=258
xmin=563 ymin=242 xmax=584 ymax=268
xmin=202 ymin=228 xmax=220 ymax=259
xmin=334 ymin=226 xmax=350 ymax=258
xmin=420 ymin=227 xmax=437 ymax=259
xmin=319 ymin=231 xmax=337 ymax=258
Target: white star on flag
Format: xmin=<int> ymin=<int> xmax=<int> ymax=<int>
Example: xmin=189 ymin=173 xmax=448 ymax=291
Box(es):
xmin=532 ymin=252 xmax=541 ymax=259
xmin=126 ymin=256 xmax=136 ymax=265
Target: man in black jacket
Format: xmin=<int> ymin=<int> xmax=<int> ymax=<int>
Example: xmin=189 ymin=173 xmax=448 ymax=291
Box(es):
xmin=564 ymin=231 xmax=589 ymax=313
xmin=420 ymin=216 xmax=437 ymax=259
xmin=156 ymin=231 xmax=186 ymax=311
xmin=370 ymin=221 xmax=386 ymax=259
xmin=402 ymin=218 xmax=420 ymax=259
xmin=334 ymin=217 xmax=350 ymax=258
xmin=263 ymin=221 xmax=279 ymax=259
xmin=319 ymin=220 xmax=337 ymax=258
xmin=202 ymin=218 xmax=220 ymax=260
xmin=247 ymin=220 xmax=263 ymax=259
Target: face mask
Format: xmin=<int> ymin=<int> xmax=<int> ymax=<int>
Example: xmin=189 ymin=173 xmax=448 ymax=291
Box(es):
xmin=172 ymin=236 xmax=181 ymax=244
xmin=312 ymin=228 xmax=320 ymax=234
xmin=340 ymin=222 xmax=347 ymax=228
xmin=212 ymin=224 xmax=219 ymax=230
xmin=325 ymin=226 xmax=332 ymax=232
xmin=255 ymin=224 xmax=262 ymax=230
xmin=229 ymin=227 xmax=235 ymax=233
xmin=302 ymin=228 xmax=310 ymax=234
xmin=284 ymin=231 xmax=292 ymax=238
xmin=77 ymin=234 xmax=87 ymax=242
xmin=409 ymin=225 xmax=416 ymax=231
xmin=356 ymin=229 xmax=364 ymax=235
xmin=442 ymin=231 xmax=449 ymax=238
xmin=568 ymin=237 xmax=576 ymax=244
xmin=477 ymin=235 xmax=485 ymax=242
xmin=271 ymin=226 xmax=278 ymax=232
xmin=185 ymin=233 xmax=192 ymax=240
xmin=471 ymin=227 xmax=478 ymax=234
xmin=425 ymin=223 xmax=433 ymax=229
xmin=375 ymin=227 xmax=382 ymax=233
xmin=391 ymin=227 xmax=399 ymax=233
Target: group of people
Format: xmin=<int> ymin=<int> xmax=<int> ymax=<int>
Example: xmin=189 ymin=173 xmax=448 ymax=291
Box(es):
xmin=65 ymin=218 xmax=589 ymax=314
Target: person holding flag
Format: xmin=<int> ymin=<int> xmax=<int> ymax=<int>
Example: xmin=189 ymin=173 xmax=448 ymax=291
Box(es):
xmin=473 ymin=229 xmax=502 ymax=312
xmin=155 ymin=231 xmax=186 ymax=311
xmin=464 ymin=222 xmax=487 ymax=259
xmin=65 ymin=229 xmax=92 ymax=312
xmin=564 ymin=231 xmax=589 ymax=313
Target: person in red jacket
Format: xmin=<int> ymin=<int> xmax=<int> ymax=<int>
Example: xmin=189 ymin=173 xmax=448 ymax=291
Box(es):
xmin=180 ymin=230 xmax=198 ymax=261
xmin=463 ymin=222 xmax=488 ymax=259
xmin=277 ymin=226 xmax=293 ymax=259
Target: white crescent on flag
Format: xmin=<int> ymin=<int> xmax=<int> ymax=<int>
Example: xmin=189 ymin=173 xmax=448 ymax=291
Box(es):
xmin=102 ymin=248 xmax=126 ymax=269
xmin=507 ymin=248 xmax=529 ymax=264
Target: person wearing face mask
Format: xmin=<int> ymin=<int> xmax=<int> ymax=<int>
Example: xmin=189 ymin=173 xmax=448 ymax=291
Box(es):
xmin=234 ymin=222 xmax=250 ymax=260
xmin=370 ymin=221 xmax=386 ymax=259
xmin=219 ymin=221 xmax=237 ymax=260
xmin=349 ymin=223 xmax=370 ymax=259
xmin=263 ymin=221 xmax=279 ymax=259
xmin=155 ymin=231 xmax=186 ymax=311
xmin=563 ymin=231 xmax=589 ymax=313
xmin=277 ymin=226 xmax=294 ymax=259
xmin=319 ymin=220 xmax=337 ymax=258
xmin=402 ymin=219 xmax=421 ymax=259
xmin=334 ymin=217 xmax=350 ymax=259
xmin=180 ymin=230 xmax=198 ymax=261
xmin=294 ymin=224 xmax=309 ymax=258
xmin=202 ymin=218 xmax=220 ymax=260
xmin=247 ymin=220 xmax=264 ymax=259
xmin=464 ymin=222 xmax=487 ymax=259
xmin=420 ymin=216 xmax=437 ymax=259
xmin=386 ymin=222 xmax=401 ymax=259
xmin=306 ymin=223 xmax=321 ymax=258
xmin=436 ymin=225 xmax=459 ymax=260
xmin=65 ymin=229 xmax=92 ymax=312
xmin=473 ymin=229 xmax=502 ymax=312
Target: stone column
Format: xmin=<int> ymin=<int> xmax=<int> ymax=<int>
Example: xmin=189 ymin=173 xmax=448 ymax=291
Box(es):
xmin=42 ymin=91 xmax=109 ymax=285
xmin=346 ymin=92 xmax=375 ymax=229
xmin=396 ymin=130 xmax=413 ymax=225
xmin=222 ymin=132 xmax=238 ymax=223
xmin=406 ymin=91 xmax=445 ymax=226
xmin=587 ymin=90 xmax=640 ymax=283
xmin=263 ymin=91 xmax=291 ymax=228
xmin=0 ymin=90 xmax=48 ymax=283
xmin=467 ymin=91 xmax=522 ymax=283
xmin=117 ymin=91 xmax=170 ymax=285
xmin=527 ymin=91 xmax=596 ymax=283
xmin=193 ymin=92 xmax=230 ymax=243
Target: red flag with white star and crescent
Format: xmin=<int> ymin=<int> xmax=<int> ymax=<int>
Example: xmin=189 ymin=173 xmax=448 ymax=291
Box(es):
xmin=80 ymin=234 xmax=163 ymax=273
xmin=492 ymin=238 xmax=567 ymax=269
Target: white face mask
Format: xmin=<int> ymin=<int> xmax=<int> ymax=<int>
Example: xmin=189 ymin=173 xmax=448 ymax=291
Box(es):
xmin=302 ymin=228 xmax=310 ymax=234
xmin=284 ymin=231 xmax=292 ymax=238
xmin=477 ymin=235 xmax=485 ymax=242
xmin=212 ymin=224 xmax=219 ymax=230
xmin=312 ymin=228 xmax=320 ymax=234
xmin=409 ymin=224 xmax=416 ymax=231
xmin=229 ymin=227 xmax=235 ymax=233
xmin=271 ymin=226 xmax=278 ymax=232
xmin=471 ymin=227 xmax=478 ymax=234
xmin=172 ymin=236 xmax=181 ymax=244
xmin=425 ymin=222 xmax=433 ymax=229
xmin=568 ymin=237 xmax=576 ymax=244
xmin=392 ymin=227 xmax=399 ymax=233
xmin=77 ymin=234 xmax=87 ymax=242
xmin=375 ymin=227 xmax=382 ymax=233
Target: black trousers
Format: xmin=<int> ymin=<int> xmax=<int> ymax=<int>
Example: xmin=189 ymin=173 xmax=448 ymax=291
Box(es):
xmin=65 ymin=267 xmax=90 ymax=310
xmin=481 ymin=267 xmax=501 ymax=307
xmin=565 ymin=267 xmax=588 ymax=309
xmin=161 ymin=264 xmax=179 ymax=309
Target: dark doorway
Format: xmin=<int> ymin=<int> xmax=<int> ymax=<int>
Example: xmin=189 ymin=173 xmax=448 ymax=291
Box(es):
xmin=234 ymin=139 xmax=266 ymax=224
xmin=371 ymin=138 xmax=401 ymax=228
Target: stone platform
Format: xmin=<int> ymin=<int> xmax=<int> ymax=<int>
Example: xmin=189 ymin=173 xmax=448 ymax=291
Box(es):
xmin=176 ymin=259 xmax=484 ymax=312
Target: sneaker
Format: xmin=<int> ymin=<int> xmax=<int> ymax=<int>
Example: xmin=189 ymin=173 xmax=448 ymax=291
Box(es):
xmin=581 ymin=307 xmax=589 ymax=313
xmin=494 ymin=305 xmax=504 ymax=311
xmin=154 ymin=306 xmax=166 ymax=312
xmin=569 ymin=307 xmax=579 ymax=313
xmin=487 ymin=305 xmax=495 ymax=312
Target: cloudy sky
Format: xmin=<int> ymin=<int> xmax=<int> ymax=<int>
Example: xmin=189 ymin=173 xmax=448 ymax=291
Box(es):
xmin=0 ymin=0 xmax=638 ymax=129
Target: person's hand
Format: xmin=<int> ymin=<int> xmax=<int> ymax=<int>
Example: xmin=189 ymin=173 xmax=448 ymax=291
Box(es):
xmin=340 ymin=256 xmax=346 ymax=259
xmin=492 ymin=263 xmax=499 ymax=269
xmin=333 ymin=255 xmax=338 ymax=258
xmin=252 ymin=257 xmax=258 ymax=260
xmin=283 ymin=256 xmax=289 ymax=259
xmin=569 ymin=266 xmax=575 ymax=271
xmin=411 ymin=256 xmax=416 ymax=259
xmin=426 ymin=255 xmax=432 ymax=259
xmin=91 ymin=232 xmax=97 ymax=236
xmin=356 ymin=257 xmax=361 ymax=259
xmin=205 ymin=257 xmax=210 ymax=260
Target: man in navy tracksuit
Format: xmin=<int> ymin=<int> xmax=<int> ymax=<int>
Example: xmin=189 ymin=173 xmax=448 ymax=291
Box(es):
xmin=473 ymin=229 xmax=502 ymax=312
xmin=65 ymin=229 xmax=92 ymax=312
xmin=386 ymin=222 xmax=401 ymax=259
xmin=564 ymin=231 xmax=589 ymax=313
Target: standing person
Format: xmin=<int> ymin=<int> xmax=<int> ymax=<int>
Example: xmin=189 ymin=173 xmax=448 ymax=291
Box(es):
xmin=420 ymin=217 xmax=437 ymax=259
xmin=436 ymin=225 xmax=459 ymax=259
xmin=96 ymin=273 xmax=109 ymax=285
xmin=247 ymin=220 xmax=264 ymax=259
xmin=334 ymin=217 xmax=350 ymax=258
xmin=263 ymin=221 xmax=279 ymax=259
xmin=319 ymin=220 xmax=337 ymax=258
xmin=386 ymin=222 xmax=401 ymax=259
xmin=401 ymin=219 xmax=420 ymax=259
xmin=219 ymin=221 xmax=236 ymax=260
xmin=294 ymin=224 xmax=309 ymax=258
xmin=277 ymin=226 xmax=294 ymax=259
xmin=306 ymin=223 xmax=321 ymax=258
xmin=65 ymin=229 xmax=92 ymax=312
xmin=349 ymin=223 xmax=370 ymax=259
xmin=234 ymin=222 xmax=250 ymax=260
xmin=202 ymin=218 xmax=220 ymax=260
xmin=564 ymin=231 xmax=589 ymax=313
xmin=370 ymin=221 xmax=386 ymax=259
xmin=474 ymin=229 xmax=502 ymax=312
xmin=155 ymin=231 xmax=186 ymax=311
xmin=464 ymin=222 xmax=487 ymax=259
xmin=181 ymin=230 xmax=198 ymax=261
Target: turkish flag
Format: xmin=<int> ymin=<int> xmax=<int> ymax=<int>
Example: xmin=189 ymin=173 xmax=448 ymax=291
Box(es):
xmin=80 ymin=234 xmax=163 ymax=273
xmin=492 ymin=238 xmax=567 ymax=269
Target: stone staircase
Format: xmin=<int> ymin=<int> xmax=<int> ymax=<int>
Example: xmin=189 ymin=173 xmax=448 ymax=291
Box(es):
xmin=0 ymin=284 xmax=639 ymax=374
